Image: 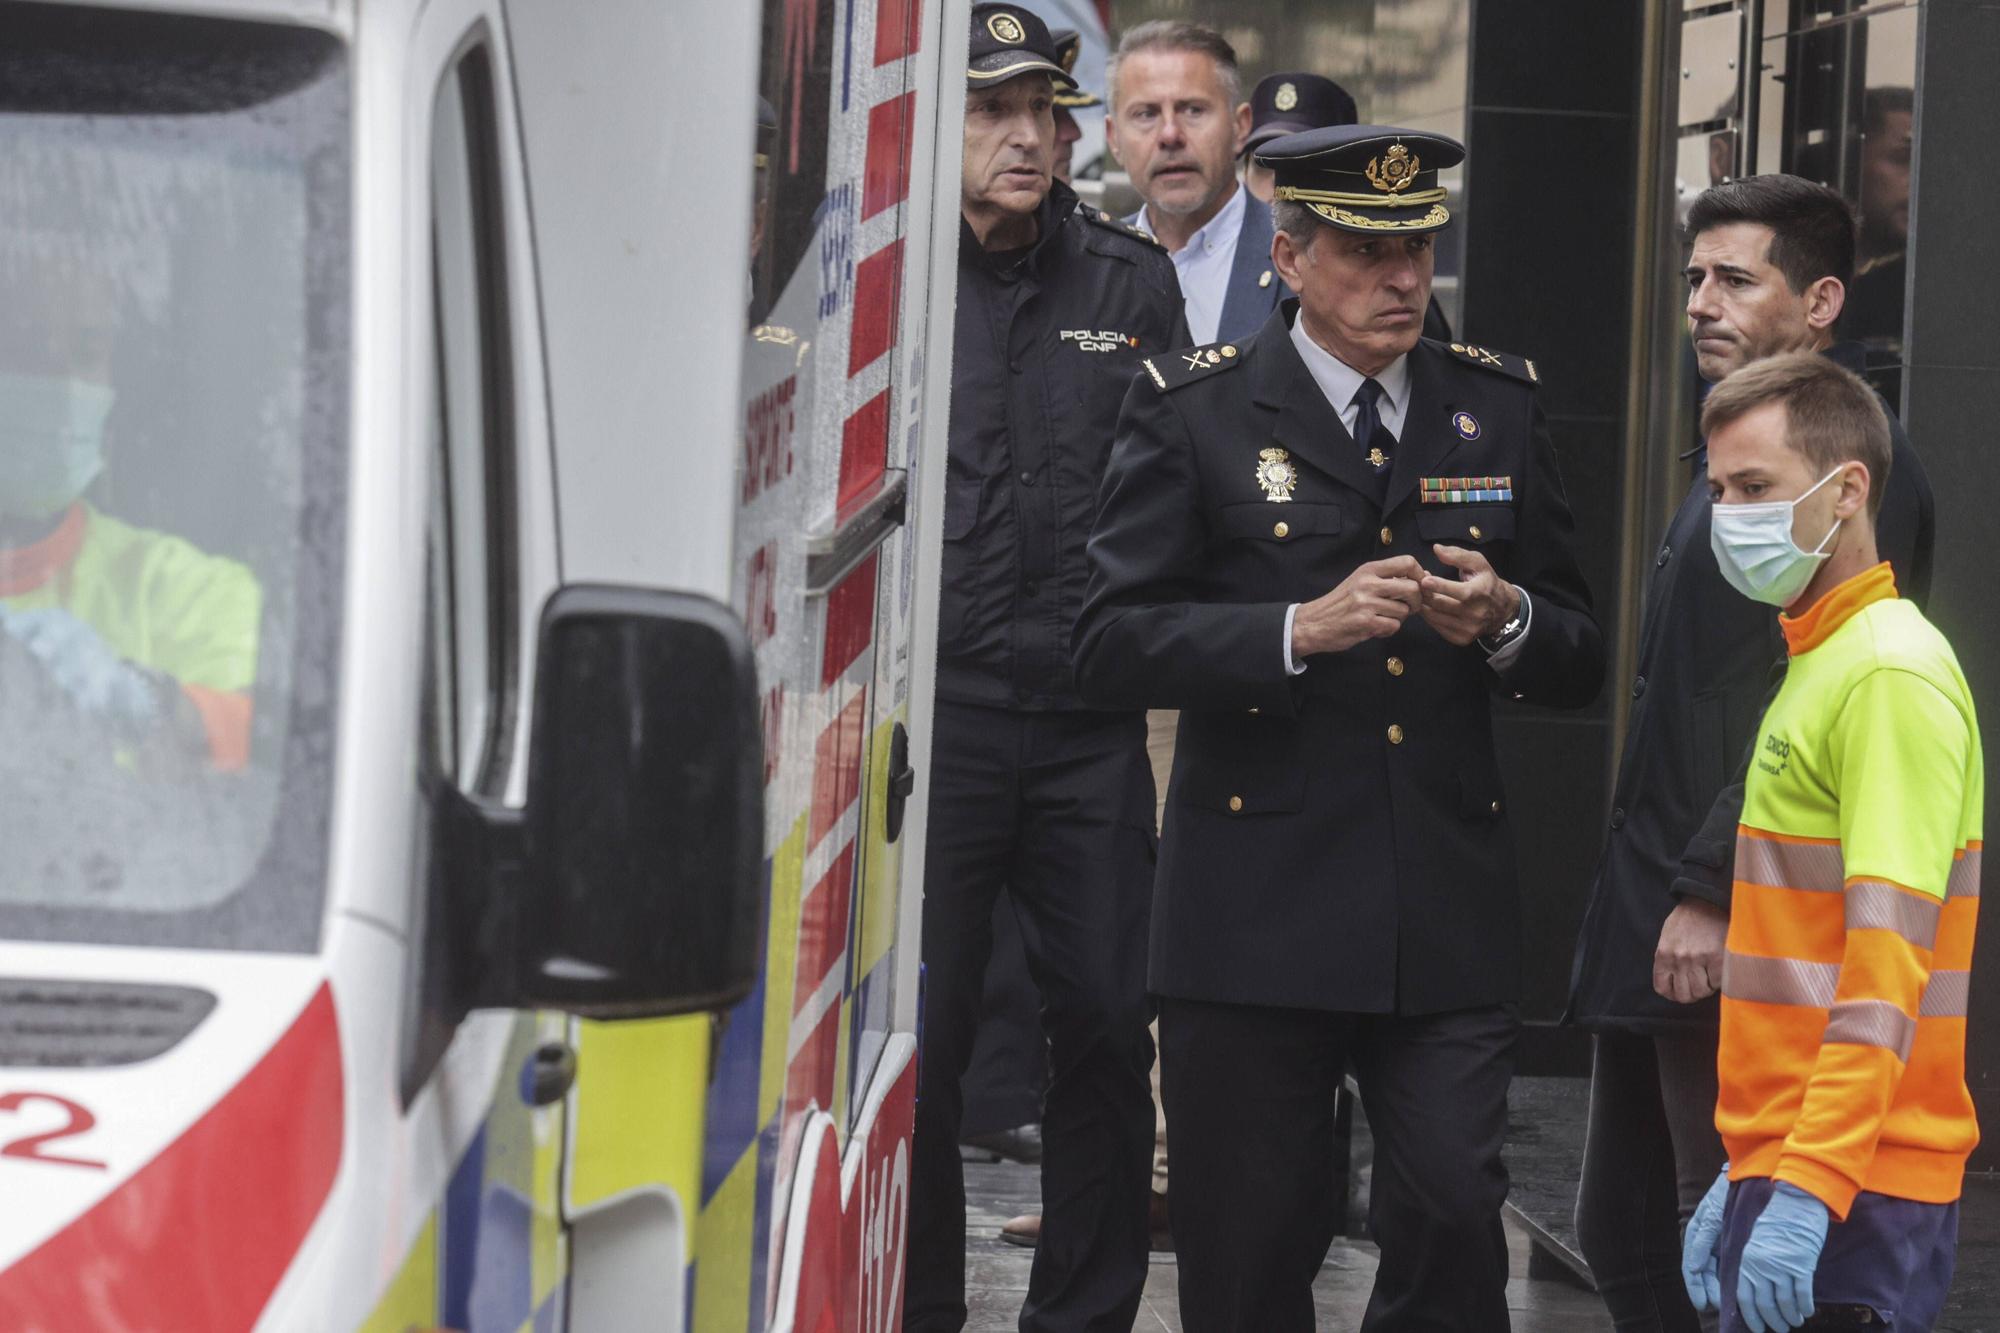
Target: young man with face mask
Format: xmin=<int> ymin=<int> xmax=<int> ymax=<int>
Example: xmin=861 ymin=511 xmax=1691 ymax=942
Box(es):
xmin=1565 ymin=175 xmax=1936 ymax=1333
xmin=0 ymin=266 xmax=259 ymax=772
xmin=1076 ymin=124 xmax=1604 ymax=1331
xmin=1677 ymin=352 xmax=1979 ymax=1332
xmin=906 ymin=7 xmax=1185 ymax=1332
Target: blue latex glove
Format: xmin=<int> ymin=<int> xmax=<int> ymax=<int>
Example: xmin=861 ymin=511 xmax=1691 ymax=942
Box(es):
xmin=1681 ymin=1165 xmax=1730 ymax=1313
xmin=1736 ymin=1182 xmax=1829 ymax=1332
xmin=0 ymin=605 xmax=158 ymax=726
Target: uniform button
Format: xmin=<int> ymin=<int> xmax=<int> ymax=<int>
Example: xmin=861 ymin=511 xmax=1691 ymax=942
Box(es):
xmin=1657 ymin=545 xmax=1673 ymax=567
xmin=1386 ymin=656 xmax=1405 ymax=676
xmin=1247 ymin=707 xmax=1260 ymax=714
xmin=1491 ymin=800 xmax=1502 ymax=814
xmin=1610 ymin=807 xmax=1627 ymax=830
xmin=1019 ymin=470 xmax=1036 ymax=486
xmin=1273 ymin=521 xmax=1290 ymax=539
xmin=1228 ymin=796 xmax=1244 ymax=813
xmin=1387 ymin=724 xmax=1405 ymax=745
xmin=1009 ymin=360 xmax=1023 ymax=374
xmin=1469 ymin=524 xmax=1483 ymax=540
xmin=1632 ymin=675 xmax=1647 ymax=698
xmin=1379 ymin=526 xmax=1394 ymax=546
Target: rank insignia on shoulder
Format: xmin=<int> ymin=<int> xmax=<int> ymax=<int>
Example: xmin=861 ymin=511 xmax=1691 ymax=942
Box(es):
xmin=1421 ymin=475 xmax=1514 ymax=504
xmin=1142 ymin=341 xmax=1242 ymax=392
xmin=1439 ymin=340 xmax=1540 ymax=386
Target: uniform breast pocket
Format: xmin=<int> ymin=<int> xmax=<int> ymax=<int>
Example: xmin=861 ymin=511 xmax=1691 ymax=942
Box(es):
xmin=1415 ymin=504 xmax=1515 ymax=549
xmin=942 ymin=464 xmax=988 ymax=542
xmin=1215 ymin=501 xmax=1344 ymax=545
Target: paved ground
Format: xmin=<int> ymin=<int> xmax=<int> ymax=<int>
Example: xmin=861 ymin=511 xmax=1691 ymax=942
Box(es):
xmin=959 ymin=1155 xmax=1613 ymax=1332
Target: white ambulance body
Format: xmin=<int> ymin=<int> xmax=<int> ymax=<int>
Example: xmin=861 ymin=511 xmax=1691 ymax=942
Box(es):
xmin=0 ymin=0 xmax=965 ymax=1327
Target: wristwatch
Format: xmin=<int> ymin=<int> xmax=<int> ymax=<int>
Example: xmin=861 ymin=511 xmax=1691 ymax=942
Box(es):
xmin=1477 ymin=587 xmax=1528 ymax=656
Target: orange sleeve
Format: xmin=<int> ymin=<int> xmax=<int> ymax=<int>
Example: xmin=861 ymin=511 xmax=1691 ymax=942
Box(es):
xmin=180 ymin=685 xmax=253 ymax=772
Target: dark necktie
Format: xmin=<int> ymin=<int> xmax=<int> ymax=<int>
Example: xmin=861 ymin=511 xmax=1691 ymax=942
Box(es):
xmin=1351 ymin=377 xmax=1395 ymax=473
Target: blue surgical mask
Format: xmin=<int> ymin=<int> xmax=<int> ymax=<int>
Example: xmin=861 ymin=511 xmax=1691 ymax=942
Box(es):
xmin=0 ymin=372 xmax=114 ymax=520
xmin=1710 ymin=466 xmax=1844 ymax=608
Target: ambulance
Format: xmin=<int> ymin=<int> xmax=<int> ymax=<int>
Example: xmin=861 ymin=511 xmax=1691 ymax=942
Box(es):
xmin=0 ymin=0 xmax=965 ymax=1327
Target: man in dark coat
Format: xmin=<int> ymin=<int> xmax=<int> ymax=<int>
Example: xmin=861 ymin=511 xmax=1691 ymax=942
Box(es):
xmin=1075 ymin=124 xmax=1604 ymax=1331
xmin=1564 ymin=174 xmax=1936 ymax=1332
xmin=904 ymin=7 xmax=1188 ymax=1332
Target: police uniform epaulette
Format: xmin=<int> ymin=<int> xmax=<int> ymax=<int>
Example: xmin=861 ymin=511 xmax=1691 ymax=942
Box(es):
xmin=1140 ymin=340 xmax=1245 ymax=392
xmin=1429 ymin=337 xmax=1541 ymax=387
xmin=1082 ymin=206 xmax=1167 ymax=252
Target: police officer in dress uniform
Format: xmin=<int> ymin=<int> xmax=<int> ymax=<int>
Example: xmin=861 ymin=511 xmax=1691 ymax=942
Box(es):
xmin=1074 ymin=125 xmax=1605 ymax=1331
xmin=906 ymin=7 xmax=1187 ymax=1332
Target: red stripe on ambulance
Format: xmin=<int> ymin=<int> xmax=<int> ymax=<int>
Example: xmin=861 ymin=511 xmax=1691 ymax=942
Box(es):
xmin=861 ymin=91 xmax=917 ymax=221
xmin=0 ymin=983 xmax=343 ymax=1331
xmin=847 ymin=239 xmax=905 ymax=375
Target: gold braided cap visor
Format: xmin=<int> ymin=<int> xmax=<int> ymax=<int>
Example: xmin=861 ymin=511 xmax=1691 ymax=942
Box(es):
xmin=1278 ymin=198 xmax=1452 ymax=233
xmin=968 ymin=57 xmax=1076 ymax=90
xmin=1272 ymin=184 xmax=1449 ymax=209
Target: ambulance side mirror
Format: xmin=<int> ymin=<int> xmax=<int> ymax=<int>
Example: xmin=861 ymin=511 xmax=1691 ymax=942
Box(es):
xmin=512 ymin=585 xmax=767 ymax=1018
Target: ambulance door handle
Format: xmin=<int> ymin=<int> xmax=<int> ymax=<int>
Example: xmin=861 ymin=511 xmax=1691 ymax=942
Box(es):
xmin=521 ymin=1041 xmax=577 ymax=1107
xmin=885 ymin=721 xmax=915 ymax=843
xmin=805 ymin=469 xmax=908 ymax=597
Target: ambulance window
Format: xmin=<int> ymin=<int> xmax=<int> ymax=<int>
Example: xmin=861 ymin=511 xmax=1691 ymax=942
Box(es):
xmin=428 ymin=42 xmax=520 ymax=797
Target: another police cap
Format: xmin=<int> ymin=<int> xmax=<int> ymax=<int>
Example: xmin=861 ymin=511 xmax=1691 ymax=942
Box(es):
xmin=1051 ymin=29 xmax=1102 ymax=109
xmin=968 ymin=4 xmax=1076 ymax=92
xmin=1244 ymin=73 xmax=1357 ymax=154
xmin=1256 ymin=124 xmax=1464 ymax=234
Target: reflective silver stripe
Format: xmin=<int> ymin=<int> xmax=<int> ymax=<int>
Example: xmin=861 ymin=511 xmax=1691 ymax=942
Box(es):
xmin=1947 ymin=849 xmax=1983 ymax=900
xmin=1824 ymin=999 xmax=1917 ymax=1060
xmin=1844 ymin=880 xmax=1942 ymax=950
xmin=1722 ymin=952 xmax=1840 ymax=1008
xmin=1920 ymin=970 xmax=1972 ymax=1018
xmin=1736 ymin=836 xmax=1844 ymax=893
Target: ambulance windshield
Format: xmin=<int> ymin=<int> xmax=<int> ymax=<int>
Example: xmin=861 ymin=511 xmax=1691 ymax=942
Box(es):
xmin=0 ymin=12 xmax=348 ymax=954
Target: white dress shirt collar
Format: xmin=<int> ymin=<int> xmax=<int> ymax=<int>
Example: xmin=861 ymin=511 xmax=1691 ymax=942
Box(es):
xmin=1129 ymin=183 xmax=1246 ymax=347
xmin=1288 ymin=312 xmax=1412 ymax=438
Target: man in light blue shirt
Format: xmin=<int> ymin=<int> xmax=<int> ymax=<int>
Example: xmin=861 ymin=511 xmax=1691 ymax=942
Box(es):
xmin=1107 ymin=21 xmax=1285 ymax=345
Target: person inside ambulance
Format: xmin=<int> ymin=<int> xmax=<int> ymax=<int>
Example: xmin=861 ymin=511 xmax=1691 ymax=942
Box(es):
xmin=0 ymin=263 xmax=261 ymax=773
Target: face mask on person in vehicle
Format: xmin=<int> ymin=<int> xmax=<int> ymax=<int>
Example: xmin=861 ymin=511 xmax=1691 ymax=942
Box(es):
xmin=0 ymin=373 xmax=114 ymax=522
xmin=1709 ymin=465 xmax=1845 ymax=608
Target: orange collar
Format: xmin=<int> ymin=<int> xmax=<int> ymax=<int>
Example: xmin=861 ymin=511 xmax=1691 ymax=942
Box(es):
xmin=1781 ymin=562 xmax=1897 ymax=655
xmin=0 ymin=504 xmax=88 ymax=598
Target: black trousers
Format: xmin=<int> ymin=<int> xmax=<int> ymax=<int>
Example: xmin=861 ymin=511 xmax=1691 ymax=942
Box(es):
xmin=961 ymin=890 xmax=1048 ymax=1139
xmin=1158 ymin=996 xmax=1518 ymax=1333
xmin=1574 ymin=1030 xmax=1725 ymax=1332
xmin=905 ymin=702 xmax=1157 ymax=1333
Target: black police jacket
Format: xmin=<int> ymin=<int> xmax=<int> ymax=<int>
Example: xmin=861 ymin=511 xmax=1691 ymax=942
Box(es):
xmin=1564 ymin=340 xmax=1936 ymax=1033
xmin=938 ymin=181 xmax=1187 ymax=711
xmin=1074 ymin=303 xmax=1605 ymax=1014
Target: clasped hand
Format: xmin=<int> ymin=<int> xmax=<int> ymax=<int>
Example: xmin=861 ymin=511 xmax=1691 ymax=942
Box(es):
xmin=1290 ymin=546 xmax=1518 ymax=658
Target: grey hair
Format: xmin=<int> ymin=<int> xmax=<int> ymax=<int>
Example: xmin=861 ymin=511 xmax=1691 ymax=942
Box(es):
xmin=1271 ymin=198 xmax=1322 ymax=250
xmin=1107 ymin=20 xmax=1242 ymax=110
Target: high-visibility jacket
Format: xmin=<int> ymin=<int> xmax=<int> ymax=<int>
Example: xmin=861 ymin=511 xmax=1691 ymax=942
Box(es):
xmin=0 ymin=502 xmax=261 ymax=768
xmin=1718 ymin=561 xmax=1982 ymax=1219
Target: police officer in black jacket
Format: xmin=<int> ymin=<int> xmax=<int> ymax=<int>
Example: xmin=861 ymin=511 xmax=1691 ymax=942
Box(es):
xmin=1075 ymin=125 xmax=1604 ymax=1331
xmin=905 ymin=8 xmax=1188 ymax=1333
xmin=1565 ymin=174 xmax=1936 ymax=1331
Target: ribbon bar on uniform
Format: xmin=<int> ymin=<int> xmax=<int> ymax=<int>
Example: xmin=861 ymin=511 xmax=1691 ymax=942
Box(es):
xmin=1420 ymin=475 xmax=1513 ymax=504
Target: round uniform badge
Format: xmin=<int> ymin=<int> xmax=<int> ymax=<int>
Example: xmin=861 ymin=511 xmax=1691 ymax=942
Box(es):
xmin=1453 ymin=411 xmax=1480 ymax=440
xmin=1274 ymin=82 xmax=1299 ymax=112
xmin=987 ymin=11 xmax=1025 ymax=43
